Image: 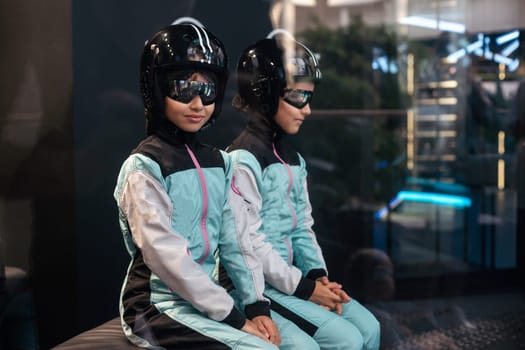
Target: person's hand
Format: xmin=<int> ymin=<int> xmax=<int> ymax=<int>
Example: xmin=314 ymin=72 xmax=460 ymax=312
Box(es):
xmin=317 ymin=276 xmax=351 ymax=303
xmin=332 ymin=286 xmax=350 ymax=302
xmin=309 ymin=280 xmax=343 ymax=311
xmin=252 ymin=315 xmax=281 ymax=346
xmin=241 ymin=319 xmax=273 ymax=343
xmin=314 ymin=277 xmax=350 ymax=314
xmin=330 ymin=288 xmax=352 ymax=314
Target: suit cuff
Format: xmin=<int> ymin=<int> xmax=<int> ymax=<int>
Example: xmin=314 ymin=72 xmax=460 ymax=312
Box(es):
xmin=245 ymin=300 xmax=271 ymax=319
xmin=293 ymin=277 xmax=316 ymax=299
xmin=306 ymin=268 xmax=327 ymax=281
xmin=222 ymin=306 xmax=247 ymax=329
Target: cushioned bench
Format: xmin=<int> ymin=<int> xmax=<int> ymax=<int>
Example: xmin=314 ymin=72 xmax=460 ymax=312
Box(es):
xmin=51 ymin=317 xmax=141 ymax=349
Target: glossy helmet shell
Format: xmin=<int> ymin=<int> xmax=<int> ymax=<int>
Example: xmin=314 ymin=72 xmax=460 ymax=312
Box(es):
xmin=140 ymin=23 xmax=228 ymax=131
xmin=236 ymin=30 xmax=321 ymax=118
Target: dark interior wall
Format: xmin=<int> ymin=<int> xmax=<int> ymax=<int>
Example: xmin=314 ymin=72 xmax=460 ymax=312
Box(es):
xmin=1 ymin=0 xmax=273 ymax=348
xmin=0 ymin=0 xmax=76 ymax=348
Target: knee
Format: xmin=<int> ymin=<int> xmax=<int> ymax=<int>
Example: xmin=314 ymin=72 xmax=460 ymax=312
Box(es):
xmin=342 ymin=300 xmax=381 ymax=350
xmin=316 ymin=317 xmax=363 ymax=350
xmin=287 ymin=333 xmax=319 ymax=350
xmin=280 ymin=324 xmax=319 ymax=350
xmin=362 ymin=316 xmax=381 ymax=350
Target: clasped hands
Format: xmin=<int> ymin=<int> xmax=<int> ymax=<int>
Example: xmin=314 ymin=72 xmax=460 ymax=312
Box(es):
xmin=241 ymin=276 xmax=350 ymax=345
xmin=242 ymin=315 xmax=281 ymax=346
xmin=309 ymin=276 xmax=351 ymax=315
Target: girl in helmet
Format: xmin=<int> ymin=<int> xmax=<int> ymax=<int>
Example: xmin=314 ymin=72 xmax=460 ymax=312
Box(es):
xmin=114 ymin=22 xmax=316 ymax=350
xmin=225 ymin=31 xmax=381 ymax=350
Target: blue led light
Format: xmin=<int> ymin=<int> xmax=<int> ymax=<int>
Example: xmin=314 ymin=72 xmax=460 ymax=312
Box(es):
xmin=496 ymin=30 xmax=519 ymax=45
xmin=397 ymin=191 xmax=471 ymax=208
xmin=446 ymin=30 xmax=520 ymax=71
xmin=374 ymin=190 xmax=471 ymax=219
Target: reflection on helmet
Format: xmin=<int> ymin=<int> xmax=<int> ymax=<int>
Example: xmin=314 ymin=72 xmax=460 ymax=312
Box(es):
xmin=235 ymin=29 xmax=321 ymax=118
xmin=140 ymin=21 xmax=228 ymax=134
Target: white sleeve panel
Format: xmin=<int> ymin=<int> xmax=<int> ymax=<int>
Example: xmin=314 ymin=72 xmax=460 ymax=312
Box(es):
xmin=218 ymin=151 xmax=267 ymax=308
xmin=290 ymin=156 xmax=327 ymax=274
xmin=230 ymin=163 xmax=303 ymax=295
xmin=119 ymin=170 xmax=235 ymax=321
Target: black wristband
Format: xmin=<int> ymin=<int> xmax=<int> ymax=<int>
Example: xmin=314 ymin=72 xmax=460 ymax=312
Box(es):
xmin=306 ymin=268 xmax=327 ymax=281
xmin=293 ymin=277 xmax=316 ymax=299
xmin=245 ymin=300 xmax=271 ymax=319
xmin=222 ymin=307 xmax=247 ymax=329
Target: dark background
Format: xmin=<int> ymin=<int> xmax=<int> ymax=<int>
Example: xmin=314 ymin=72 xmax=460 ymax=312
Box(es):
xmin=1 ymin=1 xmax=273 ymax=347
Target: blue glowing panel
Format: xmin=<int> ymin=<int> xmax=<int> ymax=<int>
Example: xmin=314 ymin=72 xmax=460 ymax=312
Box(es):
xmin=446 ymin=30 xmax=521 ymax=72
xmin=397 ymin=191 xmax=472 ymax=208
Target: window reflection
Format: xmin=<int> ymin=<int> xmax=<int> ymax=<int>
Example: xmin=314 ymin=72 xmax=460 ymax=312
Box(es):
xmin=275 ymin=0 xmax=525 ymax=347
xmin=274 ymin=0 xmax=523 ymax=278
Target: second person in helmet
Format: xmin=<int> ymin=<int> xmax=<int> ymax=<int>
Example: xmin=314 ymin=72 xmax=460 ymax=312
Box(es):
xmin=225 ymin=31 xmax=381 ymax=350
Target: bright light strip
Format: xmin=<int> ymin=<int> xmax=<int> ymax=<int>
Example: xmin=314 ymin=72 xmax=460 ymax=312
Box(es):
xmin=407 ymin=109 xmax=414 ymax=170
xmin=407 ymin=54 xmax=414 ymax=96
xmin=496 ymin=30 xmax=519 ymax=45
xmin=508 ymin=59 xmax=519 ymax=72
xmin=292 ymin=0 xmax=317 ymax=6
xmin=499 ymin=63 xmax=506 ymax=80
xmin=419 ymin=97 xmax=458 ymax=105
xmin=374 ymin=197 xmax=403 ymax=219
xmin=374 ymin=190 xmax=471 ymax=219
xmin=501 ymin=40 xmax=519 ymax=57
xmin=328 ymin=0 xmax=380 ymax=6
xmin=399 ymin=16 xmax=465 ymax=33
xmin=498 ymin=159 xmax=505 ymax=190
xmin=422 ymin=81 xmax=458 ymax=89
xmin=438 ymin=20 xmax=466 ymax=33
xmin=466 ymin=36 xmax=483 ymax=53
xmin=400 ymin=16 xmax=438 ymax=30
xmin=498 ymin=131 xmax=505 ymax=155
xmin=397 ymin=191 xmax=472 ymax=207
xmin=446 ymin=48 xmax=466 ymax=62
xmin=494 ymin=53 xmax=513 ymax=66
xmin=439 ymin=80 xmax=458 ymax=88
xmin=417 ymin=114 xmax=457 ymax=122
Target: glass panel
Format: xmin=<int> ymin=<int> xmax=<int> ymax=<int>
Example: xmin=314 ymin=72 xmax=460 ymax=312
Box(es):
xmin=275 ymin=1 xmax=525 ymax=348
xmin=274 ymin=0 xmax=524 ymax=281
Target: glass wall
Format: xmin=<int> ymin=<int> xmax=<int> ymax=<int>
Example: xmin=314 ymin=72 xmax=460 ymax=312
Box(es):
xmin=279 ymin=0 xmax=524 ymax=284
xmin=273 ymin=0 xmax=525 ymax=348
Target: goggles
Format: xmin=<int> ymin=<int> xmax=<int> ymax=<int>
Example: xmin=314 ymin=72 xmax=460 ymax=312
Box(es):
xmin=282 ymin=89 xmax=313 ymax=109
xmin=167 ymin=79 xmax=216 ymax=105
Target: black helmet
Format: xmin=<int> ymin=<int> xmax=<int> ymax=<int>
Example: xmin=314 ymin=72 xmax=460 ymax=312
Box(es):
xmin=236 ymin=29 xmax=321 ymax=118
xmin=140 ymin=21 xmax=228 ymax=133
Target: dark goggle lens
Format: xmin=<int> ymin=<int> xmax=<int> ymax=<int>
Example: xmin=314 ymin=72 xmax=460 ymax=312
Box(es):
xmin=283 ymin=89 xmax=313 ymax=109
xmin=168 ymin=80 xmax=216 ymax=105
